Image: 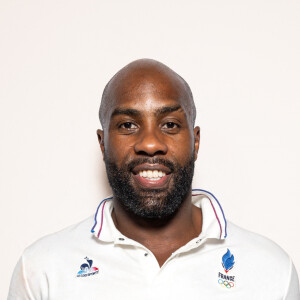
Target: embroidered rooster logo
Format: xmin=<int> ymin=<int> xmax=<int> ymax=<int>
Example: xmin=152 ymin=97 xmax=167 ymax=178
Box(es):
xmin=77 ymin=257 xmax=99 ymax=277
xmin=222 ymin=249 xmax=235 ymax=273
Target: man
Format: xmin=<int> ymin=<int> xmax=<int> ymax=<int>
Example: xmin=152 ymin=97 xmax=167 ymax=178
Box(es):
xmin=8 ymin=59 xmax=300 ymax=299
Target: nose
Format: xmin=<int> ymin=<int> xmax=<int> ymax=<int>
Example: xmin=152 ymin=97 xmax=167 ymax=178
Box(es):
xmin=134 ymin=129 xmax=168 ymax=156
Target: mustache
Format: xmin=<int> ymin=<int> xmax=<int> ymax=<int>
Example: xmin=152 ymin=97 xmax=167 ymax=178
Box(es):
xmin=126 ymin=158 xmax=175 ymax=172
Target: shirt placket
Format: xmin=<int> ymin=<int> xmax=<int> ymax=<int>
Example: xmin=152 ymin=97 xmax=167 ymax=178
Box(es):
xmin=114 ymin=236 xmax=161 ymax=282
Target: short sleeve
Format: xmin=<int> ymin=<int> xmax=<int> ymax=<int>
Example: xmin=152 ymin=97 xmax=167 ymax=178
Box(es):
xmin=8 ymin=251 xmax=49 ymax=300
xmin=8 ymin=256 xmax=34 ymax=300
xmin=284 ymin=259 xmax=300 ymax=300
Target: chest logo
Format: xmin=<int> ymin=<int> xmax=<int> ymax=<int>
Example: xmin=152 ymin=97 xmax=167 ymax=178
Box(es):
xmin=218 ymin=249 xmax=236 ymax=289
xmin=77 ymin=257 xmax=99 ymax=277
xmin=222 ymin=248 xmax=235 ymax=273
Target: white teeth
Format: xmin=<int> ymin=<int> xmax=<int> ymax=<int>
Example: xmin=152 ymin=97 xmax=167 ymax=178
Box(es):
xmin=138 ymin=170 xmax=166 ymax=179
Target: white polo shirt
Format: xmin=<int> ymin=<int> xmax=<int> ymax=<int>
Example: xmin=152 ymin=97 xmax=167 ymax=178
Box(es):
xmin=8 ymin=189 xmax=300 ymax=299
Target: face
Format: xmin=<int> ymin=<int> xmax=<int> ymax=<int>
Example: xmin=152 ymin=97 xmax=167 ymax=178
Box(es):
xmin=98 ymin=75 xmax=200 ymax=219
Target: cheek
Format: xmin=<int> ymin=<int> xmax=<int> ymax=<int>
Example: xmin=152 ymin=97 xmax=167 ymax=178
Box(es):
xmin=169 ymin=146 xmax=194 ymax=164
xmin=104 ymin=136 xmax=135 ymax=162
xmin=168 ymin=135 xmax=195 ymax=162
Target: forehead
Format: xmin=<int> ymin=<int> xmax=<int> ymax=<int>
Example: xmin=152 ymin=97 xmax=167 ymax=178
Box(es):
xmin=106 ymin=71 xmax=191 ymax=120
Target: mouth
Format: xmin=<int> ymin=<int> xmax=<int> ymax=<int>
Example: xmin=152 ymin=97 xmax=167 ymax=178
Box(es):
xmin=131 ymin=164 xmax=172 ymax=188
xmin=138 ymin=169 xmax=166 ymax=180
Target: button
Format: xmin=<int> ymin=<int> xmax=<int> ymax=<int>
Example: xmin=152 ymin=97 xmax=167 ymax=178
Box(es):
xmin=144 ymin=253 xmax=148 ymax=257
xmin=118 ymin=238 xmax=125 ymax=241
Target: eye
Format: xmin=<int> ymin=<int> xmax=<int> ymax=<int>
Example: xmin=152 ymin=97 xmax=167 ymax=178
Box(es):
xmin=119 ymin=122 xmax=138 ymax=129
xmin=162 ymin=122 xmax=179 ymax=129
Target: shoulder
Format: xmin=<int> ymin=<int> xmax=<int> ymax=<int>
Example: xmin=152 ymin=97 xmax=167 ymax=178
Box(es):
xmin=226 ymin=221 xmax=292 ymax=274
xmin=22 ymin=215 xmax=95 ymax=262
xmin=8 ymin=216 xmax=96 ymax=299
xmin=227 ymin=221 xmax=289 ymax=258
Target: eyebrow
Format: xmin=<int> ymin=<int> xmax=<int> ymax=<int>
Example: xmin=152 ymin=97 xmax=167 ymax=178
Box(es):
xmin=111 ymin=108 xmax=141 ymax=118
xmin=155 ymin=105 xmax=182 ymax=115
xmin=111 ymin=105 xmax=183 ymax=118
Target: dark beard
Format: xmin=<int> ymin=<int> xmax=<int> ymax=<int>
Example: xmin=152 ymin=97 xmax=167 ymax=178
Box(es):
xmin=104 ymin=154 xmax=195 ymax=220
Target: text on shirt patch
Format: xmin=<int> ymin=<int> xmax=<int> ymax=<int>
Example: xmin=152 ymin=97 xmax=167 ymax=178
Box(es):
xmin=77 ymin=257 xmax=99 ymax=277
xmin=218 ymin=273 xmax=235 ymax=288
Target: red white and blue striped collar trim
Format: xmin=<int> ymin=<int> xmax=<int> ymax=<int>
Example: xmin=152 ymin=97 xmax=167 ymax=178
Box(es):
xmin=192 ymin=189 xmax=227 ymax=239
xmin=91 ymin=189 xmax=227 ymax=240
xmin=91 ymin=196 xmax=113 ymax=238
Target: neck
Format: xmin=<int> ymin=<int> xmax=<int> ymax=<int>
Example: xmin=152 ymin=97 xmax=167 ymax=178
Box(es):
xmin=111 ymin=190 xmax=202 ymax=267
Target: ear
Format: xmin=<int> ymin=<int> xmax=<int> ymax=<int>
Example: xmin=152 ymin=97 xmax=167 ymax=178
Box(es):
xmin=193 ymin=126 xmax=200 ymax=161
xmin=97 ymin=129 xmax=105 ymax=159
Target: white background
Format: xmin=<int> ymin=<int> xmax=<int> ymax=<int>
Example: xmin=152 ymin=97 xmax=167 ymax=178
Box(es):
xmin=0 ymin=0 xmax=299 ymax=297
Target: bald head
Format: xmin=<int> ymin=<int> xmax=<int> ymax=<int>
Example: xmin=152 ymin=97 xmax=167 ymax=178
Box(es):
xmin=99 ymin=59 xmax=196 ymax=130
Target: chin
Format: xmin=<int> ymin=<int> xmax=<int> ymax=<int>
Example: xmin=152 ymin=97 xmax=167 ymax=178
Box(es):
xmin=123 ymin=191 xmax=183 ymax=220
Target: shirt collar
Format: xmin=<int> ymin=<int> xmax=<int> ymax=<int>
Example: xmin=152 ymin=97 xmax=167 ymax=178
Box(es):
xmin=192 ymin=189 xmax=227 ymax=240
xmin=91 ymin=189 xmax=227 ymax=243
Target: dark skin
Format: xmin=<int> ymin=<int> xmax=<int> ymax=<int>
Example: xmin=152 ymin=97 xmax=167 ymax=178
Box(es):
xmin=97 ymin=59 xmax=202 ymax=267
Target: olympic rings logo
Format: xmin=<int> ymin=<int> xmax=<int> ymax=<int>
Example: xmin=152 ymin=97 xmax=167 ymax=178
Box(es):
xmin=218 ymin=279 xmax=234 ymax=289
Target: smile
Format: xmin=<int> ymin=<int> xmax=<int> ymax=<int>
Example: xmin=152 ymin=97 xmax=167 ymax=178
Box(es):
xmin=131 ymin=163 xmax=172 ymax=188
xmin=138 ymin=170 xmax=166 ymax=181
